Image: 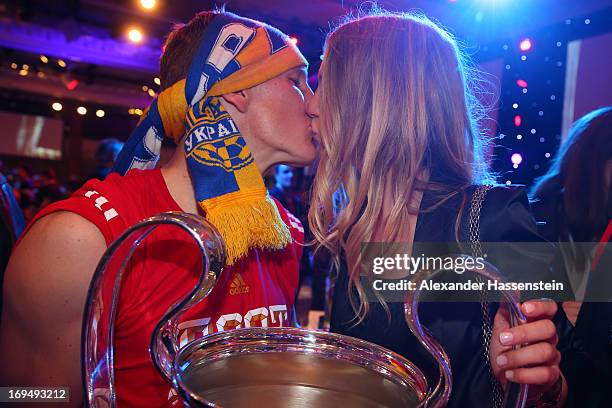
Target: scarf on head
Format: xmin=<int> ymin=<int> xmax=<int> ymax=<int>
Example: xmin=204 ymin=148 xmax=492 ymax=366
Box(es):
xmin=113 ymin=13 xmax=308 ymax=265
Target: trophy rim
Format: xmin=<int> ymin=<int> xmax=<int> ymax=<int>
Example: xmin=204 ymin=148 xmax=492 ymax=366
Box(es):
xmin=172 ymin=326 xmax=429 ymax=407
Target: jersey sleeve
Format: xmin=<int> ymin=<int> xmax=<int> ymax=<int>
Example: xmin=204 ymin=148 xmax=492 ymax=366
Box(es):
xmin=17 ymin=183 xmax=126 ymax=248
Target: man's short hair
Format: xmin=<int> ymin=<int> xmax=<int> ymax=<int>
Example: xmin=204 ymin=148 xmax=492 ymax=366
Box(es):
xmin=159 ymin=10 xmax=221 ymax=91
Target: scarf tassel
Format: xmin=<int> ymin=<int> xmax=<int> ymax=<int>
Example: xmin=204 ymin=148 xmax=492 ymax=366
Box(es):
xmin=203 ymin=196 xmax=292 ymax=265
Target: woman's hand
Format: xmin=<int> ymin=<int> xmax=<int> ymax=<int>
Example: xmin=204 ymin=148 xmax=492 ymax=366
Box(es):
xmin=490 ymin=300 xmax=567 ymax=405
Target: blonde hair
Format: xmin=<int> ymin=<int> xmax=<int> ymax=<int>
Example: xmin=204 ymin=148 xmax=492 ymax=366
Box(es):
xmin=309 ymin=12 xmax=491 ymax=322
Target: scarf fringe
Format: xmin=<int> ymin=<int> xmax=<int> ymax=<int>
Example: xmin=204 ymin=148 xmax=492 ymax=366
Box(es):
xmin=203 ymin=196 xmax=292 ymax=265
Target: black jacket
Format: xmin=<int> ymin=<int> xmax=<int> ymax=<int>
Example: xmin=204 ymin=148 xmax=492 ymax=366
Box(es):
xmin=331 ymin=185 xmax=584 ymax=407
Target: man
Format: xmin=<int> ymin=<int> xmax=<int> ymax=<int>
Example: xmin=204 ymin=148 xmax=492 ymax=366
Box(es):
xmin=88 ymin=138 xmax=124 ymax=181
xmin=0 ymin=10 xmax=316 ymax=407
xmin=270 ymin=165 xmax=296 ymax=210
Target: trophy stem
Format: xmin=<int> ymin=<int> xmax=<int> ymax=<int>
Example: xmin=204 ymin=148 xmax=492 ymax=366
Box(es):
xmin=404 ymin=282 xmax=452 ymax=408
xmin=81 ymin=212 xmax=225 ymax=408
xmin=404 ymin=260 xmax=530 ymax=408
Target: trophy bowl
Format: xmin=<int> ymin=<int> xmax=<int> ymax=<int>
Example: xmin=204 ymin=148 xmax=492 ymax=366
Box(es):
xmin=171 ymin=327 xmax=428 ymax=408
xmin=83 ymin=212 xmax=527 ymax=408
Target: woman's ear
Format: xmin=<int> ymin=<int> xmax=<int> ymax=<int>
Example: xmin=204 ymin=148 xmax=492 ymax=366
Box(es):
xmin=221 ymin=90 xmax=248 ymax=113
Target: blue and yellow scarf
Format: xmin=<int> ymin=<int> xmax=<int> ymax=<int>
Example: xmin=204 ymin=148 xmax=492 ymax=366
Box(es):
xmin=113 ymin=13 xmax=308 ymax=265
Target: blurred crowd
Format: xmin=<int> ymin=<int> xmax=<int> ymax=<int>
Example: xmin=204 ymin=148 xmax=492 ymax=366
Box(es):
xmin=0 ymin=164 xmax=72 ymax=222
xmin=0 ymin=138 xmax=125 ymax=223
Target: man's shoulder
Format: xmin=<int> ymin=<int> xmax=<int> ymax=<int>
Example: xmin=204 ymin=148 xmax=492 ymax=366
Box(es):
xmin=23 ymin=169 xmax=166 ymax=245
xmin=79 ymin=168 xmax=160 ymax=200
xmin=7 ymin=210 xmax=106 ymax=311
xmin=74 ymin=169 xmax=168 ymax=217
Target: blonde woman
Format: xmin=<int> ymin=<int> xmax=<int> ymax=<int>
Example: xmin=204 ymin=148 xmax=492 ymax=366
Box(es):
xmin=307 ymin=13 xmax=575 ymax=407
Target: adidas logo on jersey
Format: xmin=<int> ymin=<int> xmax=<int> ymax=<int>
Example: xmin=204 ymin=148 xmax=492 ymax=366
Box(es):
xmin=229 ymin=272 xmax=250 ymax=295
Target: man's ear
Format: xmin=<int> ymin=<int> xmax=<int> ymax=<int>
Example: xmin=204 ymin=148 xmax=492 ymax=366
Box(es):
xmin=221 ymin=90 xmax=249 ymax=114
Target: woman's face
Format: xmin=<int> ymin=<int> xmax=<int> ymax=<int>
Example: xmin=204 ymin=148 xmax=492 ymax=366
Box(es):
xmin=305 ymin=67 xmax=322 ymax=145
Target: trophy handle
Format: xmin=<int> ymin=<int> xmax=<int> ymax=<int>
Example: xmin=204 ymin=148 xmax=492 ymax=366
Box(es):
xmin=81 ymin=212 xmax=225 ymax=408
xmin=404 ymin=258 xmax=529 ymax=408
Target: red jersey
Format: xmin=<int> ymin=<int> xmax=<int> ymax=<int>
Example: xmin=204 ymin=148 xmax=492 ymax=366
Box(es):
xmin=26 ymin=169 xmax=303 ymax=407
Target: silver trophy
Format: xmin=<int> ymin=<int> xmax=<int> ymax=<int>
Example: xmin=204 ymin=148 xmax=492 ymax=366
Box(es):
xmin=83 ymin=212 xmax=528 ymax=407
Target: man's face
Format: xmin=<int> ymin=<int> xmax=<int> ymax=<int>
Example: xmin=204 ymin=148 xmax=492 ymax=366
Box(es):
xmin=243 ymin=67 xmax=317 ymax=168
xmin=275 ymin=164 xmax=294 ymax=189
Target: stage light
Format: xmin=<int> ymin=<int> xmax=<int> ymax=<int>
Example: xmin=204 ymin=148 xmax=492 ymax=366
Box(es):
xmin=516 ymin=79 xmax=528 ymax=88
xmin=77 ymin=106 xmax=87 ymax=115
xmin=514 ymin=115 xmax=522 ymax=127
xmin=512 ymin=103 xmax=518 ymax=109
xmin=154 ymin=77 xmax=160 ymax=86
xmin=140 ymin=0 xmax=156 ymax=10
xmin=516 ymin=134 xmax=522 ymax=140
xmin=545 ymin=153 xmax=551 ymax=158
xmin=134 ymin=108 xmax=143 ymax=115
xmin=37 ymin=72 xmax=46 ymax=78
xmin=18 ymin=69 xmax=28 ymax=76
xmin=289 ymin=37 xmax=298 ymax=45
xmin=128 ymin=108 xmax=135 ymax=115
xmin=511 ymin=153 xmax=523 ymax=165
xmin=142 ymin=85 xmax=149 ymax=92
xmin=148 ymin=89 xmax=156 ymax=97
xmin=477 ymin=0 xmax=510 ymax=6
xmin=10 ymin=62 xmax=17 ymax=69
xmin=519 ymin=38 xmax=532 ymax=52
xmin=66 ymin=79 xmax=79 ymax=91
xmin=128 ymin=28 xmax=143 ymax=43
xmin=40 ymin=55 xmax=49 ymax=63
xmin=57 ymin=59 xmax=67 ymax=68
xmin=530 ymin=128 xmax=536 ymax=134
xmin=96 ymin=109 xmax=105 ymax=118
xmin=52 ymin=102 xmax=63 ymax=112
xmin=22 ymin=64 xmax=29 ymax=70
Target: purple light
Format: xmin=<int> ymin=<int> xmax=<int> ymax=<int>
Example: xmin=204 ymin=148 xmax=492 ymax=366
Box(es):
xmin=514 ymin=115 xmax=522 ymax=127
xmin=511 ymin=153 xmax=523 ymax=165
